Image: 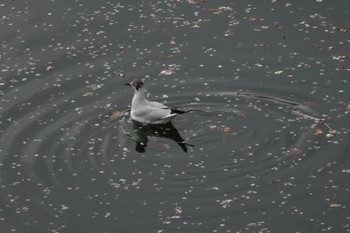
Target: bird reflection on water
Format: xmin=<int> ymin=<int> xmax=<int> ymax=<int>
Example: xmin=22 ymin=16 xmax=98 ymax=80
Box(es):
xmin=129 ymin=120 xmax=192 ymax=153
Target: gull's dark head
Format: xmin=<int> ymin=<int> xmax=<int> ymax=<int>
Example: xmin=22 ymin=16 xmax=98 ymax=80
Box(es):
xmin=125 ymin=79 xmax=144 ymax=91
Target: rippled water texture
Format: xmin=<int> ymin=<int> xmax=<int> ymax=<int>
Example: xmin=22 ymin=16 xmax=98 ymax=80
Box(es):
xmin=1 ymin=0 xmax=349 ymax=232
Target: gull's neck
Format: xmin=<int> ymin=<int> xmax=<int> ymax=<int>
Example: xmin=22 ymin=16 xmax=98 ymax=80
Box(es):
xmin=132 ymin=87 xmax=147 ymax=104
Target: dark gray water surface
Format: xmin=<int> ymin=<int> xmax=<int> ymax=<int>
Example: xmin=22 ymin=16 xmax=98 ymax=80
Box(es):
xmin=1 ymin=0 xmax=349 ymax=232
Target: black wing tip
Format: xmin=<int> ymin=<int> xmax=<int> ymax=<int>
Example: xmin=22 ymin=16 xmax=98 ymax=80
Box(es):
xmin=170 ymin=108 xmax=187 ymax=115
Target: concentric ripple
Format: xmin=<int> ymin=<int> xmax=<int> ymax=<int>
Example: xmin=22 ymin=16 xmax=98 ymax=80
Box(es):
xmin=1 ymin=0 xmax=349 ymax=232
xmin=0 ymin=76 xmax=348 ymax=233
xmin=126 ymin=89 xmax=336 ymax=189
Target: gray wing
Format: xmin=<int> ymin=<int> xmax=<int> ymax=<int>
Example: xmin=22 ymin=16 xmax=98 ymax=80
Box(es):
xmin=131 ymin=105 xmax=172 ymax=123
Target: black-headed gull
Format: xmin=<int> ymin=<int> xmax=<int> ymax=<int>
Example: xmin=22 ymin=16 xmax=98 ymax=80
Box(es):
xmin=125 ymin=79 xmax=186 ymax=124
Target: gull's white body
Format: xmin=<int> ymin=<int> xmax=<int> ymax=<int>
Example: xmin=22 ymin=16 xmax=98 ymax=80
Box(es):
xmin=126 ymin=79 xmax=182 ymax=124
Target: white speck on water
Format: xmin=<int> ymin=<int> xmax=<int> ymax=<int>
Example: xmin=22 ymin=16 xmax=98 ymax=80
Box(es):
xmin=61 ymin=205 xmax=69 ymax=210
xmin=219 ymin=199 xmax=233 ymax=208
